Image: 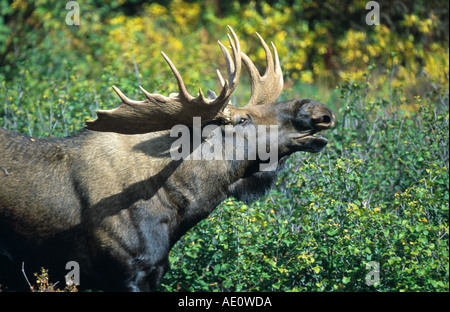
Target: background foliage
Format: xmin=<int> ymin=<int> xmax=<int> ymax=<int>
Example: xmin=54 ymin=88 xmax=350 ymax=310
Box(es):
xmin=1 ymin=0 xmax=448 ymax=291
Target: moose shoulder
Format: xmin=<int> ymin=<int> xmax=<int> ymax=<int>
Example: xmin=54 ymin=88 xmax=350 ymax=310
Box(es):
xmin=0 ymin=27 xmax=335 ymax=291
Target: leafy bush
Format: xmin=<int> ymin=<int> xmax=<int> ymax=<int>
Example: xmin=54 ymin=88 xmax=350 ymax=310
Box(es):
xmin=159 ymin=73 xmax=449 ymax=292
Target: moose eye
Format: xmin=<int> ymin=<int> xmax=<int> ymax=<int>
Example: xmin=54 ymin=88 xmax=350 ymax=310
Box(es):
xmin=237 ymin=118 xmax=248 ymax=126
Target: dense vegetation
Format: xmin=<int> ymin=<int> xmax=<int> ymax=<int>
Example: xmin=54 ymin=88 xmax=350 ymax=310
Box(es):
xmin=1 ymin=0 xmax=448 ymax=291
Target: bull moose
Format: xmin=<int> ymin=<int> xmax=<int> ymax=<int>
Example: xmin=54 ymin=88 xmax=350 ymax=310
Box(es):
xmin=0 ymin=27 xmax=335 ymax=291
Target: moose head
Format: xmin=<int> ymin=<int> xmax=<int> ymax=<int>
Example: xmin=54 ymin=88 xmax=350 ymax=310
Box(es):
xmin=86 ymin=26 xmax=335 ymax=199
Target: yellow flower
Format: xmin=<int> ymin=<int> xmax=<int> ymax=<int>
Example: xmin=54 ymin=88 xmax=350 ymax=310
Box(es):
xmin=403 ymin=14 xmax=419 ymax=27
xmin=171 ymin=38 xmax=183 ymax=52
xmin=300 ymin=70 xmax=314 ymax=84
xmin=110 ymin=15 xmax=126 ymax=26
xmin=146 ymin=3 xmax=167 ymax=17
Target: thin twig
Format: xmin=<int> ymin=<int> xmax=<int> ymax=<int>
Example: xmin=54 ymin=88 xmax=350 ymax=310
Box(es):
xmin=22 ymin=262 xmax=33 ymax=290
xmin=422 ymin=69 xmax=446 ymax=107
xmin=389 ymin=60 xmax=395 ymax=115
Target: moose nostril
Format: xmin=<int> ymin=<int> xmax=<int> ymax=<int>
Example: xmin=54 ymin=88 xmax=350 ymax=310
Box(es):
xmin=322 ymin=115 xmax=331 ymax=123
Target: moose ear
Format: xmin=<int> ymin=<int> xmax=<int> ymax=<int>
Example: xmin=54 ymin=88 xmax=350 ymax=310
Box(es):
xmin=207 ymin=90 xmax=218 ymax=100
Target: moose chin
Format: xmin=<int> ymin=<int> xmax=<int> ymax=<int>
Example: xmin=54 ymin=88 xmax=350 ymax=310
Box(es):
xmin=0 ymin=26 xmax=335 ymax=291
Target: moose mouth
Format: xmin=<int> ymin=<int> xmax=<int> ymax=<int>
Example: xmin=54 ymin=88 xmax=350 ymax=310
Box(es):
xmin=292 ymin=130 xmax=329 ymax=153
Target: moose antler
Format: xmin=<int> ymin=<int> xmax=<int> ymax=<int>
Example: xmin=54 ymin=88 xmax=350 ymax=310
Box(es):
xmin=241 ymin=33 xmax=283 ymax=106
xmin=86 ymin=26 xmax=241 ymax=134
xmin=216 ymin=32 xmax=284 ymax=107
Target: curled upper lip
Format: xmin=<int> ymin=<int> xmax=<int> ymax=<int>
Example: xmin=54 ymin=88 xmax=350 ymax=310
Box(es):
xmin=292 ymin=129 xmax=326 ymax=140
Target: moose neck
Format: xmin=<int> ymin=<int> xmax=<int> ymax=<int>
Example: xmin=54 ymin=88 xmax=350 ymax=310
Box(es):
xmin=148 ymin=130 xmax=281 ymax=236
xmin=104 ymin=130 xmax=260 ymax=241
xmin=163 ymin=156 xmax=281 ymax=245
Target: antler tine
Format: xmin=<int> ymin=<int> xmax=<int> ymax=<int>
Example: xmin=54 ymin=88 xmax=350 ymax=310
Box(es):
xmin=217 ymin=40 xmax=234 ymax=86
xmin=226 ymin=26 xmax=241 ymax=91
xmin=241 ymin=32 xmax=284 ymax=106
xmin=216 ymin=69 xmax=226 ymax=87
xmin=212 ymin=25 xmax=241 ymax=109
xmin=112 ymin=85 xmax=147 ymax=105
xmin=216 ymin=25 xmax=241 ymax=94
xmin=272 ymin=41 xmax=282 ymax=77
xmin=160 ymin=51 xmax=195 ymax=102
xmin=255 ymin=32 xmax=274 ymax=77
